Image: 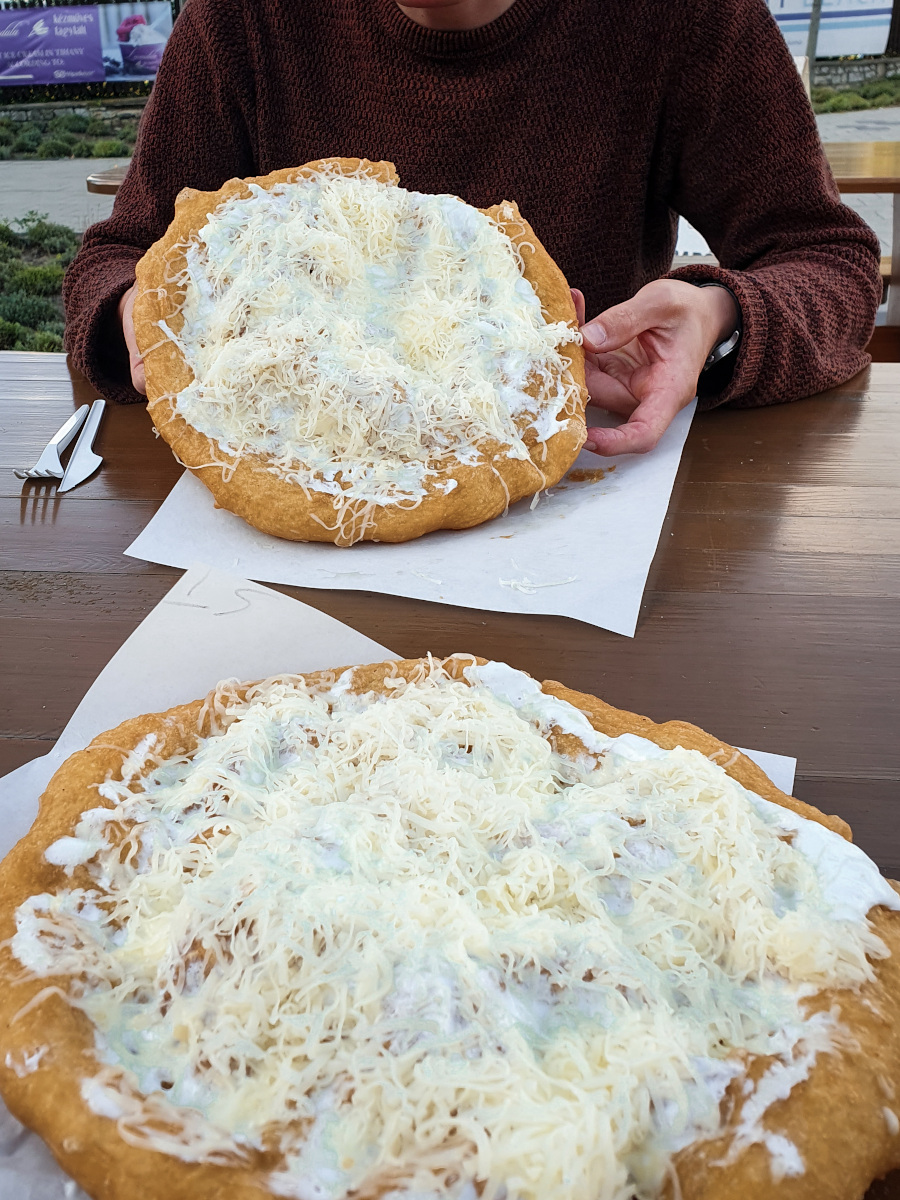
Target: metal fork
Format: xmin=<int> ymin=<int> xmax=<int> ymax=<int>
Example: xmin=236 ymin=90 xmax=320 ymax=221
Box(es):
xmin=14 ymin=404 xmax=90 ymax=480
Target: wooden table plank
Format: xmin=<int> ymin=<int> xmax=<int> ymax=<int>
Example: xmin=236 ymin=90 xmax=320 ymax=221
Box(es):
xmin=2 ymin=351 xmax=900 ymax=1199
xmin=86 ymin=164 xmax=129 ymax=195
xmin=6 ymin=587 xmax=896 ymax=767
xmin=825 ymin=140 xmax=900 ymax=193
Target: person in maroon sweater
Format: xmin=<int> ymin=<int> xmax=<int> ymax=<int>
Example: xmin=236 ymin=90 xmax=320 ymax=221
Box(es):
xmin=64 ymin=0 xmax=881 ymax=456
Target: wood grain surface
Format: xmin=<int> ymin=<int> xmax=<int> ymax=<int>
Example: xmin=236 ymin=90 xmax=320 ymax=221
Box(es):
xmin=2 ymin=349 xmax=900 ymax=1197
xmin=825 ymin=140 xmax=900 ymax=193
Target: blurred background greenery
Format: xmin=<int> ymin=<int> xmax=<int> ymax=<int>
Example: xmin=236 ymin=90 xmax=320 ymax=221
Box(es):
xmin=0 ymin=212 xmax=79 ymax=351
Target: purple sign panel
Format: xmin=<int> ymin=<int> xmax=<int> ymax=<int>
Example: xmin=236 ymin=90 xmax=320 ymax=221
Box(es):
xmin=0 ymin=4 xmax=173 ymax=85
xmin=0 ymin=6 xmax=104 ymax=85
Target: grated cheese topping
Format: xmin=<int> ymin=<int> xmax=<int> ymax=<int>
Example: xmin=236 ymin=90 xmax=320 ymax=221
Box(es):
xmin=160 ymin=168 xmax=581 ymax=540
xmin=12 ymin=661 xmax=899 ymax=1200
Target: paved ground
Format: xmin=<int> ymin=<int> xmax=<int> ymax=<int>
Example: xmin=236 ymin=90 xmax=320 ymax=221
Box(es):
xmin=0 ymin=156 xmax=123 ymax=232
xmin=816 ymin=108 xmax=900 ymax=141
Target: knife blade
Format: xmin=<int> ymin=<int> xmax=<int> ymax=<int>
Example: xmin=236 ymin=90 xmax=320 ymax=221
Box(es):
xmin=58 ymin=398 xmax=106 ymax=493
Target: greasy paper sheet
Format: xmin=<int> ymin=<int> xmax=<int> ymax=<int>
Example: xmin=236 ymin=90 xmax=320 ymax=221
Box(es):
xmin=125 ymin=405 xmax=696 ymax=637
xmin=0 ymin=564 xmax=795 ymax=1199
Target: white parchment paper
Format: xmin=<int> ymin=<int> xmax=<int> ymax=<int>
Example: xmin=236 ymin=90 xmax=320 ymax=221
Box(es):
xmin=0 ymin=562 xmax=794 ymax=1198
xmin=124 ymin=404 xmax=696 ymax=638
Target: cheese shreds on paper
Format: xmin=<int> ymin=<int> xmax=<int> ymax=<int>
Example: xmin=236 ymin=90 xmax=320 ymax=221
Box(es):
xmin=12 ymin=661 xmax=898 ymax=1200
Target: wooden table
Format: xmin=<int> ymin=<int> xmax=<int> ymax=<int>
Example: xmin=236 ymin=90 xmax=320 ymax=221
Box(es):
xmin=85 ymin=163 xmax=128 ymax=195
xmin=825 ymin=140 xmax=900 ymax=196
xmin=3 ymin=351 xmax=900 ymax=1197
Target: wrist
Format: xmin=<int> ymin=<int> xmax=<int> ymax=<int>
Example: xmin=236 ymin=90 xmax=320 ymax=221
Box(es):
xmin=697 ymin=282 xmax=739 ymax=350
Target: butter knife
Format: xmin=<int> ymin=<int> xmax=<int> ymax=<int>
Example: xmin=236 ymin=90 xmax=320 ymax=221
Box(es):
xmin=58 ymin=398 xmax=106 ymax=493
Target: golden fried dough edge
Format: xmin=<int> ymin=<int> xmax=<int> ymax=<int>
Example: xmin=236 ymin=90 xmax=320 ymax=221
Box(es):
xmin=537 ymin=677 xmax=900 ymax=1197
xmin=0 ymin=698 xmax=279 ymax=1200
xmin=133 ymin=159 xmax=587 ymax=546
xmin=1 ymin=656 xmax=898 ymax=1200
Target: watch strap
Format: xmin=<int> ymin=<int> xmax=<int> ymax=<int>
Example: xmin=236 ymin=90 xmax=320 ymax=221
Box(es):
xmin=692 ymin=281 xmax=742 ymax=373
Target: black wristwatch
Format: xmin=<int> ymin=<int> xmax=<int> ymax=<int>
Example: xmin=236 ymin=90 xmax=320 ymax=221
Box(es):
xmin=693 ymin=282 xmax=742 ymax=373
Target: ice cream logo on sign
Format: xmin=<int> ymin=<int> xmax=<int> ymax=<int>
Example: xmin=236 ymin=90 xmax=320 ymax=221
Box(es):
xmin=99 ymin=2 xmax=171 ymax=79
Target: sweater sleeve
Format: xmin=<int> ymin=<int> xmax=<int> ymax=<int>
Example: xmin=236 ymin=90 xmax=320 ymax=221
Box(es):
xmin=63 ymin=0 xmax=255 ymax=404
xmin=663 ymin=0 xmax=881 ymax=410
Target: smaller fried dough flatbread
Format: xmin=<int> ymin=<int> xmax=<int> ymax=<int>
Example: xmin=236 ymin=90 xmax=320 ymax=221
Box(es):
xmin=0 ymin=658 xmax=898 ymax=1200
xmin=134 ymin=160 xmax=587 ymax=546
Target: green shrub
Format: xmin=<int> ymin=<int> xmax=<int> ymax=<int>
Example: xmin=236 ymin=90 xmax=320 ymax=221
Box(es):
xmin=0 ymin=319 xmax=23 ymax=351
xmin=9 ymin=263 xmax=66 ymax=296
xmin=819 ymin=92 xmax=871 ymax=113
xmin=36 ymin=138 xmax=73 ymax=160
xmin=812 ymin=78 xmax=900 ymax=113
xmin=0 ymin=291 xmax=58 ymax=326
xmin=0 ymin=319 xmax=32 ymax=351
xmin=12 ymin=130 xmax=42 ymax=154
xmin=91 ymin=138 xmax=130 ymax=157
xmin=49 ymin=113 xmax=90 ymax=135
xmin=0 ymin=212 xmax=79 ymax=351
xmin=0 ymin=108 xmax=141 ymax=159
xmin=20 ymin=218 xmax=80 ymax=257
xmin=28 ymin=329 xmax=64 ymax=352
xmin=0 ymin=318 xmax=64 ymax=352
xmin=857 ymin=78 xmax=900 ymax=100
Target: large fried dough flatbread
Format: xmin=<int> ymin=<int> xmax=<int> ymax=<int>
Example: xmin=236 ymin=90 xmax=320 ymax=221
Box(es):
xmin=133 ymin=160 xmax=587 ymax=546
xmin=0 ymin=657 xmax=898 ymax=1200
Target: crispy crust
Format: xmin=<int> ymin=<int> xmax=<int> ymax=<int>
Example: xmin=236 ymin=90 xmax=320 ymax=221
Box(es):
xmin=1 ymin=657 xmax=898 ymax=1200
xmin=133 ymin=160 xmax=587 ymax=546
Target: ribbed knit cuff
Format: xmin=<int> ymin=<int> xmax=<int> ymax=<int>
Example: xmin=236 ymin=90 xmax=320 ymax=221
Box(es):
xmin=667 ymin=262 xmax=768 ymax=410
xmin=64 ymin=257 xmax=145 ymax=405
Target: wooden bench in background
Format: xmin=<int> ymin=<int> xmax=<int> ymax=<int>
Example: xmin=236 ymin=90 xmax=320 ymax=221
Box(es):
xmin=85 ymin=164 xmax=128 ymax=195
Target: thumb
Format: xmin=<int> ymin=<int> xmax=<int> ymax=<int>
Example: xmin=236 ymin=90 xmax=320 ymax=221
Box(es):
xmin=570 ymin=287 xmax=586 ymax=328
xmin=581 ymin=298 xmax=648 ymax=355
xmin=120 ymin=283 xmax=147 ymax=396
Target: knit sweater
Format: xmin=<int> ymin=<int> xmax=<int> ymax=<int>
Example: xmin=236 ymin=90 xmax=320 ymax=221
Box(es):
xmin=63 ymin=0 xmax=882 ymax=410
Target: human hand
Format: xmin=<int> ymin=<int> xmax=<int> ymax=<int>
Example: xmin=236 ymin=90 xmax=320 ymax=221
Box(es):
xmin=118 ymin=282 xmax=146 ymax=395
xmin=572 ymin=280 xmax=738 ymax=456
